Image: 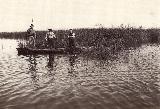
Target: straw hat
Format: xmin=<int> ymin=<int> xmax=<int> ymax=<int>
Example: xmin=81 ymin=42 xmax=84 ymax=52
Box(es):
xmin=48 ymin=29 xmax=52 ymax=31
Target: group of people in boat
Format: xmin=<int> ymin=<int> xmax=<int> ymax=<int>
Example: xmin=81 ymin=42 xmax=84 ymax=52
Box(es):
xmin=26 ymin=24 xmax=76 ymax=49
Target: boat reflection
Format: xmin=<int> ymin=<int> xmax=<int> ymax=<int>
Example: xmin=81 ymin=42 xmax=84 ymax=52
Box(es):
xmin=25 ymin=54 xmax=79 ymax=85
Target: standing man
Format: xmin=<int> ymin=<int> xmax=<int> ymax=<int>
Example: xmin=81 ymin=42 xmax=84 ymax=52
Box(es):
xmin=45 ymin=29 xmax=56 ymax=49
xmin=27 ymin=24 xmax=36 ymax=48
xmin=68 ymin=29 xmax=76 ymax=49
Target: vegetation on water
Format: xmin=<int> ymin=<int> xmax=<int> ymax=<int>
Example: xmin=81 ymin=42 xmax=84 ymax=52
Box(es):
xmin=0 ymin=26 xmax=160 ymax=59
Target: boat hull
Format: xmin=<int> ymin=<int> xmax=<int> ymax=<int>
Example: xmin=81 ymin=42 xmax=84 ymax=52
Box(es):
xmin=16 ymin=47 xmax=81 ymax=55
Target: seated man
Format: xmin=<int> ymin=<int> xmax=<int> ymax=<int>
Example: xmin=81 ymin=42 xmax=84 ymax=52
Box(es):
xmin=45 ymin=29 xmax=56 ymax=49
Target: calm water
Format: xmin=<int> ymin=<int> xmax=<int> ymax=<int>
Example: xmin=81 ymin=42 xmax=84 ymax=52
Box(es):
xmin=0 ymin=39 xmax=160 ymax=109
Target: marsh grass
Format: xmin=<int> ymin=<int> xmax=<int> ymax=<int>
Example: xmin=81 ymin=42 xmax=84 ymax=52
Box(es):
xmin=0 ymin=27 xmax=160 ymax=59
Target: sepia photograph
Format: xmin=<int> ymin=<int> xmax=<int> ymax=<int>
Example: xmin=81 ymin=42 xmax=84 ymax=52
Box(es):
xmin=0 ymin=0 xmax=160 ymax=109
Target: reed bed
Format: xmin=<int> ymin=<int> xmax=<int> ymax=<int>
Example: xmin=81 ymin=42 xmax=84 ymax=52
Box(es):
xmin=0 ymin=27 xmax=160 ymax=59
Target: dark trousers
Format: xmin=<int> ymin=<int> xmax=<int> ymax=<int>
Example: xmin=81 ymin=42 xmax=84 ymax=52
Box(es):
xmin=68 ymin=37 xmax=75 ymax=54
xmin=68 ymin=37 xmax=75 ymax=48
xmin=48 ymin=38 xmax=56 ymax=49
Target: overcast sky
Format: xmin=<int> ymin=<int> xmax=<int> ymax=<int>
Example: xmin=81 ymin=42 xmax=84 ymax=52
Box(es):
xmin=0 ymin=0 xmax=160 ymax=32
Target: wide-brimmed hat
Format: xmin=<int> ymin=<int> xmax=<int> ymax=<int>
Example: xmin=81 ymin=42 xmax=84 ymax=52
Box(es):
xmin=48 ymin=29 xmax=52 ymax=31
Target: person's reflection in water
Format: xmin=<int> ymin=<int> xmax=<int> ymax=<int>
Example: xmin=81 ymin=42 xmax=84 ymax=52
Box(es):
xmin=28 ymin=55 xmax=37 ymax=72
xmin=47 ymin=54 xmax=54 ymax=69
xmin=68 ymin=55 xmax=77 ymax=77
xmin=28 ymin=55 xmax=39 ymax=88
xmin=46 ymin=54 xmax=56 ymax=76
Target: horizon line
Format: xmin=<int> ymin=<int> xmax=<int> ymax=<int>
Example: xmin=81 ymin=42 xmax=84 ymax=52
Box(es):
xmin=0 ymin=25 xmax=160 ymax=33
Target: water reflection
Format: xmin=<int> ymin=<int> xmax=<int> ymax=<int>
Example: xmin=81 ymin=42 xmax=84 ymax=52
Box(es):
xmin=68 ymin=55 xmax=78 ymax=77
xmin=47 ymin=54 xmax=55 ymax=69
xmin=27 ymin=55 xmax=39 ymax=89
xmin=0 ymin=39 xmax=160 ymax=109
xmin=28 ymin=55 xmax=37 ymax=72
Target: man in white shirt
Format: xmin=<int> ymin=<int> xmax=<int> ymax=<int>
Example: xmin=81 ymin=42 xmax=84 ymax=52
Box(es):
xmin=45 ymin=29 xmax=56 ymax=49
xmin=68 ymin=29 xmax=76 ymax=48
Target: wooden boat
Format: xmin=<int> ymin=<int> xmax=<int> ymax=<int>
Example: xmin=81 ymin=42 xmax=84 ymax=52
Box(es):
xmin=16 ymin=47 xmax=82 ymax=55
